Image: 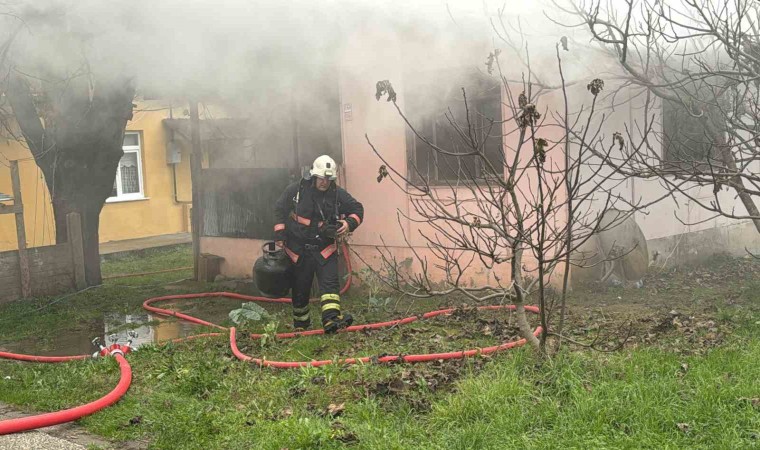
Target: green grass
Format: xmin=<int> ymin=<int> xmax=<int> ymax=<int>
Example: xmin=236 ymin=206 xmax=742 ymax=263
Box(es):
xmin=0 ymin=248 xmax=758 ymax=449
xmin=101 ymin=246 xmax=195 ymax=278
xmin=1 ymin=324 xmax=758 ymax=449
xmin=0 ymin=246 xmax=196 ymax=344
xmin=428 ymin=342 xmax=760 ymax=449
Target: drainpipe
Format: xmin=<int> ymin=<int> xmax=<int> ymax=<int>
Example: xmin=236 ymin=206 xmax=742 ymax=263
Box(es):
xmin=167 ymin=105 xmax=191 ymax=205
xmin=188 ymin=100 xmax=203 ymax=281
xmin=171 ymin=162 xmax=191 ymax=204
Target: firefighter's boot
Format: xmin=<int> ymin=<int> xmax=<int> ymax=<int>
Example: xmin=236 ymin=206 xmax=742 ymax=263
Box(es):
xmin=292 ymin=305 xmax=311 ymax=331
xmin=320 ymin=294 xmax=353 ymax=334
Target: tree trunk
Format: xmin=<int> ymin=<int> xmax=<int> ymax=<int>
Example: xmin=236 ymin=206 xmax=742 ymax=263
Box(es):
xmin=46 ymin=134 xmax=127 ymax=286
xmin=511 ymin=247 xmax=541 ymax=350
xmin=51 ymin=182 xmax=114 ymax=286
xmin=724 ymin=158 xmax=760 ymax=234
xmin=713 ymin=126 xmax=760 ymax=233
xmin=7 ymin=73 xmax=134 ymax=286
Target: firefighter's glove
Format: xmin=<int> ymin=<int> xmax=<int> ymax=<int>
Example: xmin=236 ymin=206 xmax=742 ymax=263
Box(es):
xmin=336 ymin=220 xmax=349 ymax=236
xmin=345 ymin=217 xmax=359 ymax=232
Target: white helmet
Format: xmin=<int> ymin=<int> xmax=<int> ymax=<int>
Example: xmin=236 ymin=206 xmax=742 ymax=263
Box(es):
xmin=309 ymin=155 xmax=338 ymax=180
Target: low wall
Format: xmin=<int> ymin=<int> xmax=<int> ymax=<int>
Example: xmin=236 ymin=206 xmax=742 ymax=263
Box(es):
xmin=201 ymin=236 xmax=523 ymax=288
xmin=200 ymin=236 xmax=264 ymax=279
xmin=0 ymin=243 xmax=76 ymax=304
xmin=202 ymin=221 xmax=759 ymax=291
xmin=647 ymin=220 xmax=760 ymax=268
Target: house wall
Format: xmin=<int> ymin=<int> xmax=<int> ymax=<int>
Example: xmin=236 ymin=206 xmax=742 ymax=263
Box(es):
xmin=201 ymin=236 xmax=262 ymax=279
xmin=203 ymin=39 xmax=556 ymax=286
xmin=203 ymin=9 xmax=758 ymax=282
xmin=205 ymin=75 xmax=757 ymax=284
xmin=647 ymin=220 xmax=760 ymax=267
xmin=574 ymin=83 xmax=760 ymax=263
xmin=100 ymin=103 xmax=193 ymax=243
xmin=0 ymin=100 xmax=192 ymax=252
xmin=0 ymin=143 xmax=56 ymax=250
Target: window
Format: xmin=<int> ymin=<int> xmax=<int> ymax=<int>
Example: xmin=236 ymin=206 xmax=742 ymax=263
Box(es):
xmin=406 ymin=70 xmax=503 ymax=184
xmin=662 ymin=99 xmax=719 ymax=170
xmin=110 ymin=132 xmax=145 ymax=201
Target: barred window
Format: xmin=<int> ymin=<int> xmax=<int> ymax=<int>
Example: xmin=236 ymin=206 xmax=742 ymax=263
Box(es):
xmin=662 ymin=99 xmax=719 ymax=171
xmin=110 ymin=132 xmax=145 ymax=201
xmin=406 ymin=70 xmax=503 ymax=184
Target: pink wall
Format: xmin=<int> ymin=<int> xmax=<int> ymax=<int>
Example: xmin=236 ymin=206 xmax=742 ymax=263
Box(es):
xmin=205 ymin=64 xmax=568 ymax=289
xmin=349 ymin=243 xmax=515 ymax=289
xmin=339 ymin=65 xmax=411 ymax=249
xmin=201 ymin=236 xmax=265 ymax=279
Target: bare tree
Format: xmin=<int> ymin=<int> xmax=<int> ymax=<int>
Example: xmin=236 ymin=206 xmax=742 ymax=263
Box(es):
xmin=557 ymin=0 xmax=760 ymax=234
xmin=0 ymin=6 xmax=135 ymax=285
xmin=362 ymin=41 xmax=647 ymax=351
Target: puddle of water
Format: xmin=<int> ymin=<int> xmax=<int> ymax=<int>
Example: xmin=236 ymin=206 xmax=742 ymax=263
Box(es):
xmin=0 ymin=297 xmax=288 ymax=357
xmin=0 ymin=314 xmax=195 ymax=357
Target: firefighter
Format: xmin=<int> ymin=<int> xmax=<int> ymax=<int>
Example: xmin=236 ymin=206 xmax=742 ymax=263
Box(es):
xmin=273 ymin=155 xmax=364 ymax=333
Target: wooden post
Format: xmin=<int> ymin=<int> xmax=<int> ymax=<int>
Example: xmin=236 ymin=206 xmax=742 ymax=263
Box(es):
xmin=67 ymin=213 xmax=87 ymax=290
xmin=10 ymin=161 xmax=31 ymax=298
xmin=188 ymin=100 xmax=203 ymax=281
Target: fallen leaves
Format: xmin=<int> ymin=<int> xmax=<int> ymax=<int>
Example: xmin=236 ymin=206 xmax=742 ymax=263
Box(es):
xmin=325 ymin=402 xmax=345 ymax=418
xmin=331 ymin=421 xmax=359 ymax=444
xmin=738 ymin=397 xmax=760 ymax=409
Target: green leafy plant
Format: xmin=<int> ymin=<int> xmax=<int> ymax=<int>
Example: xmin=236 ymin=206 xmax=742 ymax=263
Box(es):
xmin=229 ymin=302 xmax=272 ymax=328
xmin=356 ymin=267 xmax=393 ymax=310
xmin=259 ymin=320 xmax=280 ymax=348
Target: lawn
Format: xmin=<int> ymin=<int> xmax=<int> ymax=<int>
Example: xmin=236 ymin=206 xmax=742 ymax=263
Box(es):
xmin=0 ymin=247 xmax=758 ymax=449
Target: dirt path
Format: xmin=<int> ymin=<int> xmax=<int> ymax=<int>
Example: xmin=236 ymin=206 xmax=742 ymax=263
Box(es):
xmin=555 ymin=256 xmax=759 ymax=353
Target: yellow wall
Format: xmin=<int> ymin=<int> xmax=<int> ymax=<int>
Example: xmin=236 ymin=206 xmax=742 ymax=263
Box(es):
xmin=0 ymin=101 xmax=192 ymax=251
xmin=0 ymin=142 xmax=56 ymax=250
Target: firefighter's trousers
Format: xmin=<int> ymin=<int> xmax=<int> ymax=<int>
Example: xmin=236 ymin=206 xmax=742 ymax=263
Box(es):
xmin=291 ymin=248 xmax=340 ymax=328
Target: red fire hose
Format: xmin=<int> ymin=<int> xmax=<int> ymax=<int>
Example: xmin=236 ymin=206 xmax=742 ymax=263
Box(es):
xmin=0 ymin=242 xmax=539 ymax=435
xmin=147 ymin=296 xmax=541 ymax=368
xmin=143 ymin=242 xmax=354 ymax=328
xmin=144 ymin=244 xmax=541 ymax=368
xmin=0 ymin=352 xmax=89 ymax=363
xmin=229 ymin=305 xmax=542 ymax=368
xmin=0 ymin=345 xmax=132 ymax=435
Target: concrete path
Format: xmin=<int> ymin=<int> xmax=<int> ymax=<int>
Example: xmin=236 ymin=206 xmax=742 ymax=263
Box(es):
xmin=100 ymin=232 xmax=191 ymax=256
xmin=0 ymin=432 xmax=86 ymax=450
xmin=0 ymin=402 xmax=110 ymax=449
xmin=0 ymin=402 xmax=150 ymax=449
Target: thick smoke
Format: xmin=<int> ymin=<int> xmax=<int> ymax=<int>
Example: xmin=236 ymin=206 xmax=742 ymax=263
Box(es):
xmin=3 ymin=1 xmax=614 ymax=99
xmin=0 ymin=0 xmax=546 ymax=102
xmin=0 ymin=0 xmax=625 ymax=164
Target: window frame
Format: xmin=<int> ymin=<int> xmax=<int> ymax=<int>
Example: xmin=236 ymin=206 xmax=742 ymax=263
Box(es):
xmin=405 ymin=71 xmax=504 ymax=186
xmin=108 ymin=131 xmax=146 ymax=202
xmin=661 ymin=98 xmax=721 ymax=173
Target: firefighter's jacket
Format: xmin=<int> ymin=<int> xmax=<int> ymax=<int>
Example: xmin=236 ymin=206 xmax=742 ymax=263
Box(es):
xmin=274 ymin=179 xmax=364 ymax=264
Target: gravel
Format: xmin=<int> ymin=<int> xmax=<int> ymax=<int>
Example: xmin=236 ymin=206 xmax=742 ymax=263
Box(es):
xmin=0 ymin=431 xmax=85 ymax=450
